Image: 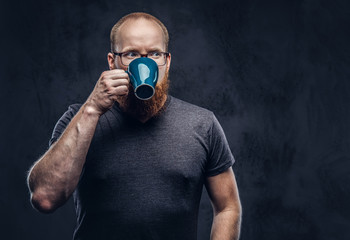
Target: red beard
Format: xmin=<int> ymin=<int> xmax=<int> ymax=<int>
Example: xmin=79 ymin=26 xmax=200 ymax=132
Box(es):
xmin=118 ymin=71 xmax=170 ymax=122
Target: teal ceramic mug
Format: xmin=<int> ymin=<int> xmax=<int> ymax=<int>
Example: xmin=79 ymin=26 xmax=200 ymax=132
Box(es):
xmin=126 ymin=58 xmax=159 ymax=100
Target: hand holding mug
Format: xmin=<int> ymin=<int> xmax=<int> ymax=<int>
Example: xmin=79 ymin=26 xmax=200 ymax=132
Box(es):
xmin=86 ymin=69 xmax=130 ymax=116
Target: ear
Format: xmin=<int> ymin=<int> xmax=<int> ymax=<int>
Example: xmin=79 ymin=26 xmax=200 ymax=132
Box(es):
xmin=107 ymin=52 xmax=116 ymax=70
xmin=166 ymin=53 xmax=171 ymax=72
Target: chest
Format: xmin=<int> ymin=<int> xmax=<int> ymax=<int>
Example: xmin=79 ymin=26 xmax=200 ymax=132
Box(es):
xmin=84 ymin=118 xmax=209 ymax=188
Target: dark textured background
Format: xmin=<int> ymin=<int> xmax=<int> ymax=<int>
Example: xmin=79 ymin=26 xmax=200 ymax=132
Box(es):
xmin=1 ymin=0 xmax=350 ymax=239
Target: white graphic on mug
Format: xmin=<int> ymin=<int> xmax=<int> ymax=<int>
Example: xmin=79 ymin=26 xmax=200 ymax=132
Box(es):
xmin=138 ymin=64 xmax=150 ymax=83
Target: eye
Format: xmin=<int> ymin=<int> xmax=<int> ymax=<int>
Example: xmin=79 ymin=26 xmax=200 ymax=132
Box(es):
xmin=123 ymin=52 xmax=139 ymax=58
xmin=148 ymin=52 xmax=162 ymax=58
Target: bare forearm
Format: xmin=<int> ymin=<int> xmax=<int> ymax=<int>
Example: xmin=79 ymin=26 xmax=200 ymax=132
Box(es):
xmin=210 ymin=209 xmax=241 ymax=240
xmin=27 ymin=103 xmax=100 ymax=212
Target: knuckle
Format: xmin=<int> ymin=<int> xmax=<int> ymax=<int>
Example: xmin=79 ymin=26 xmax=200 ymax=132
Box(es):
xmin=100 ymin=71 xmax=107 ymax=78
xmin=122 ymin=79 xmax=130 ymax=85
xmin=99 ymin=75 xmax=106 ymax=83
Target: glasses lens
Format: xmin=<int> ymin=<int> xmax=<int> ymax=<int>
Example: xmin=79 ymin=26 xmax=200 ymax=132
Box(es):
xmin=148 ymin=52 xmax=166 ymax=65
xmin=121 ymin=52 xmax=140 ymax=66
xmin=120 ymin=52 xmax=167 ymax=66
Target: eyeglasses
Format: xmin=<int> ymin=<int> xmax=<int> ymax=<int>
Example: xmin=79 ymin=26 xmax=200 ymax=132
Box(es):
xmin=113 ymin=51 xmax=169 ymax=66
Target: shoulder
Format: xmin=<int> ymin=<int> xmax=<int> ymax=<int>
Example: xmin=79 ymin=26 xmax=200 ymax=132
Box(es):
xmin=166 ymin=96 xmax=216 ymax=128
xmin=168 ymin=96 xmax=214 ymax=118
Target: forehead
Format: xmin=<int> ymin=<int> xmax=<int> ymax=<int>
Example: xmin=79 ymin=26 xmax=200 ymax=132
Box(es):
xmin=115 ymin=18 xmax=165 ymax=52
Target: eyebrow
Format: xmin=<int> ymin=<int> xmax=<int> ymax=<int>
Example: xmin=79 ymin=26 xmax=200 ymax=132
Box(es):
xmin=122 ymin=47 xmax=164 ymax=53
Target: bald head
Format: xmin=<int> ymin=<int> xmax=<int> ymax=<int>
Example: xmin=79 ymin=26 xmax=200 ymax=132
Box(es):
xmin=110 ymin=12 xmax=169 ymax=52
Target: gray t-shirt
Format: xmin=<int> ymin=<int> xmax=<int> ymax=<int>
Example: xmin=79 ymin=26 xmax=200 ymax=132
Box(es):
xmin=50 ymin=95 xmax=235 ymax=240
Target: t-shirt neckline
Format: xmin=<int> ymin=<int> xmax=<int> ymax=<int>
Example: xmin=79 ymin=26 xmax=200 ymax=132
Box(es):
xmin=112 ymin=95 xmax=173 ymax=125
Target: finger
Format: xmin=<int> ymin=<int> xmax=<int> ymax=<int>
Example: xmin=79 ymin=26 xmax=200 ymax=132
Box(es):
xmin=103 ymin=69 xmax=129 ymax=78
xmin=105 ymin=78 xmax=129 ymax=88
xmin=98 ymin=71 xmax=128 ymax=84
xmin=102 ymin=69 xmax=125 ymax=75
xmin=108 ymin=72 xmax=129 ymax=80
xmin=113 ymin=85 xmax=129 ymax=96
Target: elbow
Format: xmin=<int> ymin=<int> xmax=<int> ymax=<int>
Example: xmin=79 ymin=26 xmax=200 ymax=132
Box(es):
xmin=214 ymin=199 xmax=242 ymax=217
xmin=30 ymin=192 xmax=59 ymax=214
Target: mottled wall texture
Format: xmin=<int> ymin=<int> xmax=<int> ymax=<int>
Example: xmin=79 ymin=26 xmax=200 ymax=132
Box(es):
xmin=1 ymin=0 xmax=349 ymax=239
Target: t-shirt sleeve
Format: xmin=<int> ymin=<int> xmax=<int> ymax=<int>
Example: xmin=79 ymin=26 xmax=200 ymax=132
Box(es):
xmin=49 ymin=104 xmax=82 ymax=147
xmin=205 ymin=113 xmax=235 ymax=177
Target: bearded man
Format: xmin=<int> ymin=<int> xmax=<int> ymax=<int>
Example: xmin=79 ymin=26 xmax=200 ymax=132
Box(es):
xmin=27 ymin=12 xmax=242 ymax=240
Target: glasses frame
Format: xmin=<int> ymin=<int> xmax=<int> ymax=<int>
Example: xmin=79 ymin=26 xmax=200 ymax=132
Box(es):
xmin=113 ymin=51 xmax=170 ymax=66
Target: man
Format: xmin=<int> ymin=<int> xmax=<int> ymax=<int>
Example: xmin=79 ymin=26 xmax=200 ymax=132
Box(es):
xmin=27 ymin=12 xmax=242 ymax=240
